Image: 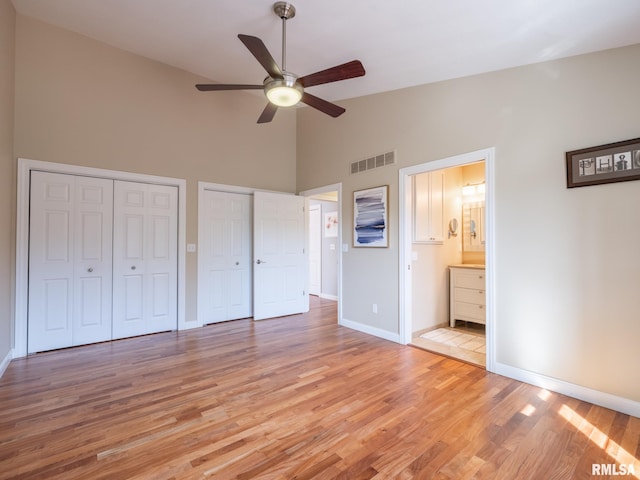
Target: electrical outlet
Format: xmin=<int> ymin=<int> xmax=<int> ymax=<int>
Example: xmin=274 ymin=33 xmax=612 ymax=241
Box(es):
xmin=372 ymin=303 xmax=378 ymax=314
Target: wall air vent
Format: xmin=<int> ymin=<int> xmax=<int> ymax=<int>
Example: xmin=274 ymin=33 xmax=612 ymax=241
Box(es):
xmin=350 ymin=150 xmax=396 ymax=174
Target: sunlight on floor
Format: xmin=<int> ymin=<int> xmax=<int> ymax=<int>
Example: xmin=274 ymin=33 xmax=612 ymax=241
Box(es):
xmin=558 ymin=404 xmax=640 ymax=479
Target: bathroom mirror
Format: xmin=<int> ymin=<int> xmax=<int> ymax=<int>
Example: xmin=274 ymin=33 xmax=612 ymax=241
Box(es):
xmin=462 ymin=202 xmax=485 ymax=252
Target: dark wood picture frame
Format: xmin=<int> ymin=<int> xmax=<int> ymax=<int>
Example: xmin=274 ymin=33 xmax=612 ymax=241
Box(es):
xmin=566 ymin=137 xmax=640 ymax=188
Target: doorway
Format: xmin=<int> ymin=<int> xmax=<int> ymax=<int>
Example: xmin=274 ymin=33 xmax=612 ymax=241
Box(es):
xmin=300 ymin=184 xmax=342 ymax=321
xmin=399 ymin=148 xmax=495 ymax=371
xmin=307 ymin=192 xmax=339 ymax=302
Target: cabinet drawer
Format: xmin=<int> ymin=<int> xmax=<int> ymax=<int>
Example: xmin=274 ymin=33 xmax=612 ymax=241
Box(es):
xmin=452 ymin=270 xmax=485 ymax=289
xmin=454 ymin=301 xmax=486 ymax=322
xmin=454 ymin=287 xmax=485 ymax=305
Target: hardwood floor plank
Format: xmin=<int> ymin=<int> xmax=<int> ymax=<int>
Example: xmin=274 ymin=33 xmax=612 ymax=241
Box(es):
xmin=1 ymin=297 xmax=638 ymax=479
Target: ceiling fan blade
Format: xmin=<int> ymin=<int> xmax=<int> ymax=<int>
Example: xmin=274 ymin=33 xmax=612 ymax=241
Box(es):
xmin=257 ymin=103 xmax=278 ymax=124
xmin=299 ymin=60 xmax=365 ymax=88
xmin=301 ymin=92 xmax=346 ymax=118
xmin=196 ymin=84 xmax=263 ymax=91
xmin=238 ymin=34 xmax=283 ymax=79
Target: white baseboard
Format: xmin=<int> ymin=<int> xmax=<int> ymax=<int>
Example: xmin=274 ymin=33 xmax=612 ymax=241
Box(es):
xmin=0 ymin=349 xmax=13 ymax=379
xmin=319 ymin=293 xmax=338 ymax=301
xmin=493 ymin=362 xmax=640 ymax=418
xmin=340 ymin=318 xmax=402 ymax=344
xmin=335 ymin=320 xmax=639 ymax=417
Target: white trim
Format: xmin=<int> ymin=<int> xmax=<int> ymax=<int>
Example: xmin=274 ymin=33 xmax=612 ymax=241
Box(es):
xmin=341 ymin=318 xmax=402 ymax=344
xmin=299 ymin=183 xmax=343 ymax=325
xmin=15 ymin=158 xmax=188 ymax=358
xmin=0 ymin=349 xmax=13 ymax=379
xmin=494 ymin=361 xmax=640 ymax=418
xmin=398 ymin=148 xmax=496 ymax=372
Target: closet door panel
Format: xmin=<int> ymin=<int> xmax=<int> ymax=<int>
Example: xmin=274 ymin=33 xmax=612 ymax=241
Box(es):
xmin=113 ymin=181 xmax=177 ymax=338
xmin=72 ymin=176 xmax=113 ymax=346
xmin=113 ymin=183 xmax=148 ymax=339
xmin=146 ymin=184 xmax=178 ymax=333
xmin=28 ymin=172 xmax=113 ymax=353
xmin=200 ymin=191 xmax=252 ymax=324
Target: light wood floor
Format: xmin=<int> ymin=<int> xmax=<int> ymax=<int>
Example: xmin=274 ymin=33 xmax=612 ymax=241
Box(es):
xmin=1 ymin=297 xmax=638 ymax=479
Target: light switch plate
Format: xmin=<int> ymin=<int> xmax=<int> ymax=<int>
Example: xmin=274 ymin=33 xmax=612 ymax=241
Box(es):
xmin=187 ymin=243 xmax=196 ymax=253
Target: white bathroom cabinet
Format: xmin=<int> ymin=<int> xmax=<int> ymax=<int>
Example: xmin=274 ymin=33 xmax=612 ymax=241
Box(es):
xmin=449 ymin=265 xmax=486 ymax=327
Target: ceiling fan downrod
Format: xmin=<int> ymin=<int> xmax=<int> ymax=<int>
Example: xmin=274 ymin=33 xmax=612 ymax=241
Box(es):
xmin=273 ymin=2 xmax=296 ymax=72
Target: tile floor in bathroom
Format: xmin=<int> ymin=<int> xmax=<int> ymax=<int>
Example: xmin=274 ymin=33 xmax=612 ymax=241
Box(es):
xmin=410 ymin=322 xmax=486 ymax=367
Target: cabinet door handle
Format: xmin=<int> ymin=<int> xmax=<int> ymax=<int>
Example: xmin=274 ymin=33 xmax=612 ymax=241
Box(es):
xmin=478 ymin=275 xmax=484 ymax=279
xmin=478 ymin=290 xmax=484 ymax=294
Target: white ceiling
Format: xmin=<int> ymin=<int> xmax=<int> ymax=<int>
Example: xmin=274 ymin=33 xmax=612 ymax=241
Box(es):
xmin=11 ymin=0 xmax=640 ymax=102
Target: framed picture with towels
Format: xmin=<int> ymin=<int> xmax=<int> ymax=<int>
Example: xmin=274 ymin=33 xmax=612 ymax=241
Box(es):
xmin=353 ymin=185 xmax=388 ymax=247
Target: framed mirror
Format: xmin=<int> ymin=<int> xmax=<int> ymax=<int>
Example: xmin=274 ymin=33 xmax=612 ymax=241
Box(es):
xmin=462 ymin=201 xmax=485 ymax=252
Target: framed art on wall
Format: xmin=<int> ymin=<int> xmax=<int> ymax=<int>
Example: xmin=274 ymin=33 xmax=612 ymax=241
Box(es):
xmin=566 ymin=137 xmax=640 ymax=188
xmin=353 ymin=185 xmax=388 ymax=247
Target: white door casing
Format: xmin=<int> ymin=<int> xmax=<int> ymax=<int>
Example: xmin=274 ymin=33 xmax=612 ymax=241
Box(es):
xmin=308 ymin=204 xmax=321 ymax=296
xmin=112 ymin=181 xmax=178 ymax=339
xmin=28 ymin=172 xmax=113 ymax=353
xmin=201 ymin=190 xmax=253 ymax=323
xmin=253 ymin=191 xmax=308 ymax=320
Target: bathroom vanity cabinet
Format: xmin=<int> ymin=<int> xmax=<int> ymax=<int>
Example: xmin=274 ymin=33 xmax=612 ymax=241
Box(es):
xmin=449 ymin=265 xmax=485 ymax=327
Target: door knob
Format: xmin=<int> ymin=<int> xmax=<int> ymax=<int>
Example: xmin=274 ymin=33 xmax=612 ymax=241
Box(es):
xmin=256 ymin=259 xmax=266 ymax=264
xmin=131 ymin=266 xmax=136 ymax=270
xmin=235 ymin=261 xmax=240 ymax=266
xmin=87 ymin=267 xmax=93 ymax=273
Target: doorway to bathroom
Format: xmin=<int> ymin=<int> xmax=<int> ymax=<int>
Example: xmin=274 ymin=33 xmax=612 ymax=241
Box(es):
xmin=399 ymin=148 xmax=494 ymax=370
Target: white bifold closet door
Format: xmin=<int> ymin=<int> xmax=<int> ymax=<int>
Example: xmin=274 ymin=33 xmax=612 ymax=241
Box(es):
xmin=201 ymin=190 xmax=253 ymax=324
xmin=28 ymin=171 xmax=113 ymax=354
xmin=112 ymin=181 xmax=178 ymax=339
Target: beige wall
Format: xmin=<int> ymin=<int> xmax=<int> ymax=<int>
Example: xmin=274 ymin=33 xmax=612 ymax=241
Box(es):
xmin=0 ymin=0 xmax=16 ymax=361
xmin=297 ymin=44 xmax=640 ymax=402
xmin=13 ymin=15 xmax=297 ymax=326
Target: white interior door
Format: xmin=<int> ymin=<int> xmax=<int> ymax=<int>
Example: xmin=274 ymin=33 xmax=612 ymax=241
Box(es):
xmin=253 ymin=191 xmax=308 ymax=320
xmin=28 ymin=171 xmax=113 ymax=353
xmin=201 ymin=190 xmax=252 ymax=323
xmin=308 ymin=204 xmax=321 ymax=296
xmin=113 ymin=181 xmax=178 ymax=339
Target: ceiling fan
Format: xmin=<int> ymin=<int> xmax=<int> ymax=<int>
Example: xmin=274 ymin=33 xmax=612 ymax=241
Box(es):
xmin=196 ymin=2 xmax=366 ymax=123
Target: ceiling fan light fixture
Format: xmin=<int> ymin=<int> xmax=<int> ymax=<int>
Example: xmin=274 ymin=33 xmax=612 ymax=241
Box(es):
xmin=264 ymin=75 xmax=303 ymax=107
